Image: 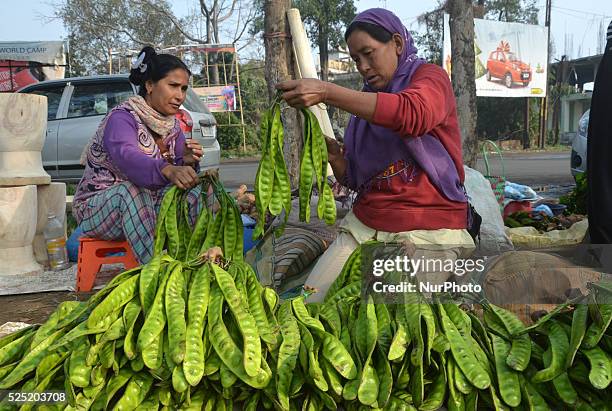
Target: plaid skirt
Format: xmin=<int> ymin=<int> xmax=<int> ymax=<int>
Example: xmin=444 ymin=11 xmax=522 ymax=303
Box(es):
xmin=75 ymin=181 xmax=204 ymax=264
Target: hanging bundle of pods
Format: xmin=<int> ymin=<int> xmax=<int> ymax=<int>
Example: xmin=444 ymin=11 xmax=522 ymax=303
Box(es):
xmin=253 ymin=102 xmax=336 ymax=239
xmin=298 ymin=109 xmax=336 ymax=227
xmin=253 ymin=100 xmax=292 ymax=239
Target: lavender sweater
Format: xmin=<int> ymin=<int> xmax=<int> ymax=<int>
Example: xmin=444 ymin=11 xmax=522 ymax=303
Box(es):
xmin=73 ymin=105 xmax=189 ymax=218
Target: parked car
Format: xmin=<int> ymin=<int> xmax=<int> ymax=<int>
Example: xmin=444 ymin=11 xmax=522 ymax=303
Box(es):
xmin=486 ymin=49 xmax=532 ymax=88
xmin=18 ymin=74 xmax=220 ymax=182
xmin=571 ymin=109 xmax=589 ymax=177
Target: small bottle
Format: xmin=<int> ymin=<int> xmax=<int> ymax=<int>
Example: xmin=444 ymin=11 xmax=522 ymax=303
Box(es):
xmin=44 ymin=213 xmax=70 ymax=270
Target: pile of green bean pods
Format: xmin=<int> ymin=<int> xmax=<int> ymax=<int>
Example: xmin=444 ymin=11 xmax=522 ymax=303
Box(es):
xmin=0 ymin=179 xmax=610 ymax=410
xmin=253 ymin=102 xmax=336 ymax=239
xmin=154 ymin=174 xmax=244 ymax=263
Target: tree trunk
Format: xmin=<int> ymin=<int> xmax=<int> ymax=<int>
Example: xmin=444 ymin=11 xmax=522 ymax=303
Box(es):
xmin=319 ymin=28 xmax=329 ymax=82
xmin=447 ymin=0 xmax=478 ymax=168
xmin=264 ymin=0 xmax=302 ymax=188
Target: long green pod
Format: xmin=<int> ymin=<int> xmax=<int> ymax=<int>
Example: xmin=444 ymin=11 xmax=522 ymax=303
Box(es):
xmin=521 ymin=377 xmax=550 ymax=411
xmin=276 ymin=301 xmax=300 ymax=411
xmin=165 ymin=262 xmax=187 ymax=364
xmin=567 ymin=303 xmax=589 ymax=368
xmin=298 ymin=114 xmax=314 ymax=223
xmin=0 ymin=331 xmax=34 ymax=367
xmin=374 ymin=345 xmax=393 ymax=409
xmin=582 ymin=302 xmax=612 ymax=349
xmin=207 ymin=284 xmax=271 ymax=388
xmin=532 ymin=321 xmax=569 ymax=383
xmin=183 ymin=264 xmax=210 ymax=386
xmin=164 ymin=193 xmax=180 ymax=258
xmin=439 ymin=305 xmax=490 ymax=390
xmin=68 ymin=337 xmax=91 ymax=388
xmin=187 ymin=197 xmax=210 ymax=259
xmin=490 ymin=333 xmax=521 ymax=407
xmin=243 ymin=265 xmax=276 ymax=347
xmin=324 ymin=247 xmax=360 ymax=303
xmin=154 ymin=186 xmax=178 ymax=255
xmin=552 ymin=372 xmax=578 ymax=406
xmin=446 ymin=357 xmax=466 ymax=411
xmin=87 ymin=274 xmax=139 ymax=329
xmin=0 ymin=325 xmax=36 ymax=351
xmin=30 ymin=301 xmax=78 ymax=349
xmin=0 ymin=328 xmax=64 ymax=389
xmin=122 ymin=299 xmax=141 ymax=361
xmin=137 ymin=264 xmax=172 ymax=353
xmin=580 ymin=345 xmax=612 ymax=389
xmin=419 ymin=360 xmax=446 ymax=411
xmin=211 ymin=264 xmax=261 ymax=377
xmin=253 ymin=107 xmax=275 ymax=238
xmin=139 ymin=254 xmax=164 ymax=315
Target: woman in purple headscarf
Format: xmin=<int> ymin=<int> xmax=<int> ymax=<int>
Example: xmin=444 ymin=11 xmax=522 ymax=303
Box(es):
xmin=277 ymin=8 xmax=475 ymax=301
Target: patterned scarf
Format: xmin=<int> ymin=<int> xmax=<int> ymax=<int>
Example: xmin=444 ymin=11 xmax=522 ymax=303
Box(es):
xmin=127 ymin=96 xmax=175 ymax=137
xmin=80 ymin=96 xmax=176 ymax=165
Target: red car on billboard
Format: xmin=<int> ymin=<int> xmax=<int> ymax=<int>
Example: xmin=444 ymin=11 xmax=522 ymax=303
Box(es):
xmin=486 ymin=41 xmax=532 ymax=88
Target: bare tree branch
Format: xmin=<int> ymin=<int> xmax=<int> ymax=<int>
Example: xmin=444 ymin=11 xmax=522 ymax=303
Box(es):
xmin=219 ymin=0 xmax=239 ymax=23
xmin=134 ymin=0 xmax=205 ymax=43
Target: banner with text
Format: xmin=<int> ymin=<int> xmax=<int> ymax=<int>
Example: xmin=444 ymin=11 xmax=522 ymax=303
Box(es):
xmin=192 ymin=86 xmax=237 ymax=112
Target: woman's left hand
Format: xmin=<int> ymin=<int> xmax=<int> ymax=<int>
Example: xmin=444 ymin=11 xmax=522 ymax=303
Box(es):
xmin=276 ymin=79 xmax=328 ymax=108
xmin=183 ymin=139 xmax=203 ymax=166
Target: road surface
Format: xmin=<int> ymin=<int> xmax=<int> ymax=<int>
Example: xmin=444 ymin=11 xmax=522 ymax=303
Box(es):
xmin=220 ymin=151 xmax=575 ymax=191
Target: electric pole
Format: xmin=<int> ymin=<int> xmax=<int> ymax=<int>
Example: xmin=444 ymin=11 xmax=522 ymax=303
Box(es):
xmin=539 ymin=0 xmax=552 ymax=149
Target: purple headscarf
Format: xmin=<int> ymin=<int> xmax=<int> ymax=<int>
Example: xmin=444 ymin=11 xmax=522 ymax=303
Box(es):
xmin=343 ymin=8 xmax=466 ymax=203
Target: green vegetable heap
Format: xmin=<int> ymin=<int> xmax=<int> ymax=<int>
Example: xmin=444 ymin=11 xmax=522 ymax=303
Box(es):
xmin=253 ymin=101 xmax=336 ymax=239
xmin=0 ymin=128 xmax=610 ymax=410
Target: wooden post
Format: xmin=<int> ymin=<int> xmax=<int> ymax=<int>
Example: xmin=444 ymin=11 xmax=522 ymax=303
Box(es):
xmin=264 ymin=0 xmax=301 ymax=188
xmin=287 ymin=9 xmax=335 ymax=140
xmin=288 ymin=8 xmax=335 ymax=177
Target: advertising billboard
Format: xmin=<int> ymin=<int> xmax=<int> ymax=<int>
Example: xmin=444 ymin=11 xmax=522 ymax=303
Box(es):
xmin=0 ymin=41 xmax=66 ymax=92
xmin=192 ymin=85 xmax=237 ymax=112
xmin=443 ymin=15 xmax=549 ymax=97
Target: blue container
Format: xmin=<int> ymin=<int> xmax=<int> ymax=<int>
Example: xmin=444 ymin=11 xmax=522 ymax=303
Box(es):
xmin=66 ymin=226 xmax=84 ymax=262
xmin=543 ymin=203 xmax=568 ymax=216
xmin=241 ymin=214 xmax=259 ymax=254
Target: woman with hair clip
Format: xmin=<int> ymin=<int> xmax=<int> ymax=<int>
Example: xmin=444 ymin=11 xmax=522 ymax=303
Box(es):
xmin=277 ymin=8 xmax=476 ymax=302
xmin=73 ymin=46 xmax=213 ymax=264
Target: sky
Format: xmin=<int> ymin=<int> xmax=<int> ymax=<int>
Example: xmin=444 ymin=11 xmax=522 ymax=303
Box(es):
xmin=1 ymin=0 xmax=611 ymax=62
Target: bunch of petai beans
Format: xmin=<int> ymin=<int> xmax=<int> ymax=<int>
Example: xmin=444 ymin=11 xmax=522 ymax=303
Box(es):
xmin=0 ymin=136 xmax=611 ymax=409
xmin=253 ymin=101 xmax=336 ymax=239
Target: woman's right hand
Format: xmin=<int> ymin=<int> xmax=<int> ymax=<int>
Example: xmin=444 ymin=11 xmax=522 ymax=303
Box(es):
xmin=325 ymin=136 xmax=343 ymax=163
xmin=161 ymin=164 xmax=198 ymax=189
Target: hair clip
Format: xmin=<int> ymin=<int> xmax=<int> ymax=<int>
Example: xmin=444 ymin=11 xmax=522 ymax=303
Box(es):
xmin=131 ymin=52 xmax=148 ymax=73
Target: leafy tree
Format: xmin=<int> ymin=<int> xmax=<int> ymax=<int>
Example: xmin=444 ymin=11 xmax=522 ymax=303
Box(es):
xmin=54 ymin=0 xmax=258 ymax=76
xmin=292 ymin=0 xmax=356 ymax=81
xmin=55 ymin=0 xmax=186 ymax=75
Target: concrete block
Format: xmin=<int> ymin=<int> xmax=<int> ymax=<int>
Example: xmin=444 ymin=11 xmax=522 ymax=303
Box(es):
xmin=0 ymin=93 xmax=50 ymax=186
xmin=0 ymin=185 xmax=43 ymax=276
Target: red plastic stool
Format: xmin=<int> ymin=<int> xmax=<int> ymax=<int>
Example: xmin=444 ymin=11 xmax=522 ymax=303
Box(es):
xmin=77 ymin=237 xmax=139 ymax=292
